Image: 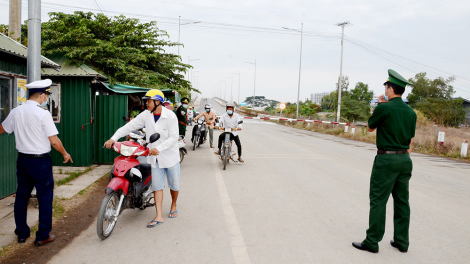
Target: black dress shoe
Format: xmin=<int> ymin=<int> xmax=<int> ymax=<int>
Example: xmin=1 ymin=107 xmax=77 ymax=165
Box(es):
xmin=390 ymin=240 xmax=408 ymax=253
xmin=18 ymin=236 xmax=29 ymax=243
xmin=352 ymin=242 xmax=378 ymax=253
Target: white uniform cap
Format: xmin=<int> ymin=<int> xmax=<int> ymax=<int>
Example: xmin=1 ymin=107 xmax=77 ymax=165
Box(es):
xmin=25 ymin=79 xmax=53 ymax=93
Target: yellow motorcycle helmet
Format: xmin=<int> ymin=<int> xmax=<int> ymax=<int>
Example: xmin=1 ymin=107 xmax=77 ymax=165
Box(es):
xmin=142 ymin=89 xmax=165 ymax=102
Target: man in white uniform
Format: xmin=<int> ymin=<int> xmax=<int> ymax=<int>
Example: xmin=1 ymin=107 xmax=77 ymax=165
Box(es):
xmin=104 ymin=89 xmax=180 ymax=227
xmin=0 ymin=79 xmax=73 ymax=246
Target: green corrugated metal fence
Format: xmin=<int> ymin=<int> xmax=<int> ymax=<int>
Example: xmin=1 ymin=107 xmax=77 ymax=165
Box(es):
xmin=47 ymin=77 xmax=94 ymax=167
xmin=0 ymin=134 xmax=18 ymax=198
xmin=94 ymin=95 xmax=127 ymax=164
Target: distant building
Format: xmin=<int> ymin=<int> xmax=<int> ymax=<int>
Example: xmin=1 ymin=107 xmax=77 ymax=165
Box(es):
xmin=310 ymin=92 xmax=330 ymax=105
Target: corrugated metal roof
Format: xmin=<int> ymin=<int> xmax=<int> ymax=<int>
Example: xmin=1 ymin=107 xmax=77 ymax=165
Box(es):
xmin=101 ymin=82 xmax=174 ymax=94
xmin=42 ymin=54 xmax=106 ymax=78
xmin=0 ymin=33 xmax=60 ymax=70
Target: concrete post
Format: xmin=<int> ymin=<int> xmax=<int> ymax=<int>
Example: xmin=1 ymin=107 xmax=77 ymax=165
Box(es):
xmin=27 ymin=0 xmax=42 ymax=83
xmin=8 ymin=0 xmax=22 ymax=41
xmin=461 ymin=140 xmax=468 ymax=157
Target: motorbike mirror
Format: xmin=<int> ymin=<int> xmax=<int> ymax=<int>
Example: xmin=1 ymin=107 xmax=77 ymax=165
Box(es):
xmin=238 ymin=120 xmax=243 ymax=124
xmin=122 ymin=116 xmax=128 ymax=122
xmin=149 ymin=133 xmax=160 ymax=143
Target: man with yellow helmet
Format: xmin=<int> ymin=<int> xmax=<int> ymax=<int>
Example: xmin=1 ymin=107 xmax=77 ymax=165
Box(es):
xmin=104 ymin=89 xmax=181 ymax=226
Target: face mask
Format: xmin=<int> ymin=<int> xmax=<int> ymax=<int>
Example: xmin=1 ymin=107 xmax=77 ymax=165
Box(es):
xmin=384 ymin=88 xmax=389 ymax=101
xmin=205 ymin=109 xmax=210 ymax=112
xmin=183 ymin=104 xmax=188 ymax=108
xmin=41 ymin=95 xmax=48 ymax=108
xmin=227 ymin=110 xmax=233 ymax=115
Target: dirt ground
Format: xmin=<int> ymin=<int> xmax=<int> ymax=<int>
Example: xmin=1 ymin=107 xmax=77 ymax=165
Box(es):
xmin=0 ymin=176 xmax=108 ymax=264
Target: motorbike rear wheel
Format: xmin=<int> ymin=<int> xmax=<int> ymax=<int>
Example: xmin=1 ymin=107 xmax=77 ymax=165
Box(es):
xmin=179 ymin=149 xmax=185 ymax=163
xmin=97 ymin=191 xmax=120 ymax=240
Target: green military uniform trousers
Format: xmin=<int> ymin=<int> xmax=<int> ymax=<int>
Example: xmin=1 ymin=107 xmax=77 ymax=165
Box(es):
xmin=363 ymin=153 xmax=413 ymax=251
xmin=178 ymin=124 xmax=186 ymax=136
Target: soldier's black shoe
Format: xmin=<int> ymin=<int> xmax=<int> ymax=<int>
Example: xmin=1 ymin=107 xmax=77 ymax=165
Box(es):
xmin=18 ymin=236 xmax=29 ymax=243
xmin=352 ymin=242 xmax=378 ymax=253
xmin=390 ymin=240 xmax=408 ymax=253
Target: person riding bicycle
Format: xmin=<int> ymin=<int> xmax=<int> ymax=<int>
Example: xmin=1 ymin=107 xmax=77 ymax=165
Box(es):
xmin=215 ymin=103 xmax=244 ymax=163
xmin=194 ymin=104 xmax=217 ymax=148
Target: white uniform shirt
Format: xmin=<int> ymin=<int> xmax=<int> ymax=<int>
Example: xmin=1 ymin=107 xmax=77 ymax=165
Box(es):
xmin=1 ymin=100 xmax=58 ymax=154
xmin=218 ymin=113 xmax=242 ymax=136
xmin=111 ymin=107 xmax=179 ymax=169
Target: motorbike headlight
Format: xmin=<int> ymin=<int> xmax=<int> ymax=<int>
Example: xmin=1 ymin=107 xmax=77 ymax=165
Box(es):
xmin=113 ymin=145 xmax=119 ymax=153
xmin=120 ymin=145 xmax=138 ymax=156
xmin=133 ymin=151 xmax=146 ymax=156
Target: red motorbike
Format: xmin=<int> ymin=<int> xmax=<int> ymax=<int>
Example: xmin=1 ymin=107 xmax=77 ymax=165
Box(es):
xmin=97 ymin=131 xmax=160 ymax=240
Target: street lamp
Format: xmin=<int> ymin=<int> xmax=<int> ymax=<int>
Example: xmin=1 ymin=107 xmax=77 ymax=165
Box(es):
xmin=187 ymin=56 xmax=200 ymax=82
xmin=245 ymin=60 xmax=256 ymax=109
xmin=233 ymin=72 xmax=240 ymax=105
xmin=282 ymin=23 xmax=304 ymax=118
xmin=178 ymin=16 xmax=201 ymax=56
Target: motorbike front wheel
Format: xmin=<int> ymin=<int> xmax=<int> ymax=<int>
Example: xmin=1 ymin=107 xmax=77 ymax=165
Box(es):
xmin=193 ymin=135 xmax=198 ymax=151
xmin=97 ymin=191 xmax=121 ymax=240
xmin=179 ymin=149 xmax=185 ymax=163
xmin=223 ymin=146 xmax=229 ymax=170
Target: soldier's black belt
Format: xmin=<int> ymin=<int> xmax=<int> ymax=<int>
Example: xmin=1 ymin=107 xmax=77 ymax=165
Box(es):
xmin=18 ymin=152 xmax=51 ymax=158
xmin=377 ymin=150 xmax=407 ymax=154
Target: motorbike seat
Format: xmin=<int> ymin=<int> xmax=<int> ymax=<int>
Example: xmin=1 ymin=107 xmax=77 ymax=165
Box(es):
xmin=136 ymin=156 xmax=152 ymax=177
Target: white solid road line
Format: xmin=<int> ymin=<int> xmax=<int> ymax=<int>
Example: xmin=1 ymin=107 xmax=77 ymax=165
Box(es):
xmin=210 ymin=150 xmax=251 ymax=264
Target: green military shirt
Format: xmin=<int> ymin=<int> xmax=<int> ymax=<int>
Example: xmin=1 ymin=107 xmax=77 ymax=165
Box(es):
xmin=368 ymin=97 xmax=417 ymax=151
xmin=175 ymin=105 xmax=188 ymax=125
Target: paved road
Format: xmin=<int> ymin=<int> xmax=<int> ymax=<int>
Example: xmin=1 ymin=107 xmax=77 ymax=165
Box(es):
xmin=48 ymin=98 xmax=470 ymax=264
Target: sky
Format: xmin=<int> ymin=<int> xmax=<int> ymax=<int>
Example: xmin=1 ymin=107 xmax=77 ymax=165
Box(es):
xmin=1 ymin=0 xmax=470 ymax=104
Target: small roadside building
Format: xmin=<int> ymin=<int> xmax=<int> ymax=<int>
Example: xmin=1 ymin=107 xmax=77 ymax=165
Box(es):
xmin=0 ymin=33 xmax=60 ymax=199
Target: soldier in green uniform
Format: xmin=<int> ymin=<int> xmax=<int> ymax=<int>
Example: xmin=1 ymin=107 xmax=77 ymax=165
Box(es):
xmin=353 ymin=69 xmax=417 ymax=254
xmin=175 ymin=97 xmax=190 ymax=136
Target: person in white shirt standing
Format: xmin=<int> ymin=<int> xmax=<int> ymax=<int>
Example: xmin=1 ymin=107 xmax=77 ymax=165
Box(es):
xmin=0 ymin=79 xmax=72 ymax=246
xmin=215 ymin=102 xmax=244 ymax=163
xmin=104 ymin=89 xmax=180 ymax=227
xmin=187 ymin=106 xmax=194 ymax=126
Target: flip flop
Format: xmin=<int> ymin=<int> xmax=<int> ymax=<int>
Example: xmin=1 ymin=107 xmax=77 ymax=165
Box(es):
xmin=169 ymin=210 xmax=178 ymax=218
xmin=147 ymin=220 xmax=164 ymax=228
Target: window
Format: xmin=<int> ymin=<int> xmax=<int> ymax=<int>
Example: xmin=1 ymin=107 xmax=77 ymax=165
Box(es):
xmin=0 ymin=76 xmax=12 ymax=123
xmin=48 ymin=83 xmax=61 ymax=123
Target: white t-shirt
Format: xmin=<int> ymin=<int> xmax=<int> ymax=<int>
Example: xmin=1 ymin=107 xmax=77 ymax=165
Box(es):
xmin=187 ymin=110 xmax=193 ymax=118
xmin=218 ymin=113 xmax=242 ymax=136
xmin=2 ymin=100 xmax=58 ymax=154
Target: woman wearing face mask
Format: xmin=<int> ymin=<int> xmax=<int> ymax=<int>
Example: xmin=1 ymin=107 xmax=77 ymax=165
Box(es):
xmin=175 ymin=97 xmax=190 ymax=136
xmin=193 ymin=104 xmax=217 ymax=148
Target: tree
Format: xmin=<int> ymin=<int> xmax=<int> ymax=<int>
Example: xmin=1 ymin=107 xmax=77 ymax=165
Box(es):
xmin=340 ymin=96 xmax=371 ymax=123
xmin=336 ymin=75 xmax=349 ymax=92
xmin=350 ymin=82 xmax=373 ymax=102
xmin=415 ymin=98 xmax=466 ymax=127
xmin=407 ymin=72 xmax=455 ymax=106
xmin=40 ymin=12 xmax=193 ymax=93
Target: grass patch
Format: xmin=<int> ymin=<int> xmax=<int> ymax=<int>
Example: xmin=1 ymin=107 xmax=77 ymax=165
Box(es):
xmin=56 ymin=166 xmax=93 ymax=186
xmin=77 ymin=173 xmax=110 ymax=197
xmin=52 ymin=199 xmax=66 ymax=218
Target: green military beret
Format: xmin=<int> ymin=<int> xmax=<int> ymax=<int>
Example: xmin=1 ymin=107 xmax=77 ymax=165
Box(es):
xmin=181 ymin=97 xmax=190 ymax=103
xmin=383 ymin=69 xmax=412 ymax=88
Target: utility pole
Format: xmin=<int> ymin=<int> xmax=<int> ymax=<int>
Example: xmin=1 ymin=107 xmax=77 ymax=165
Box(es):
xmin=9 ymin=0 xmax=22 ymax=41
xmin=282 ymin=23 xmax=304 ymax=118
xmin=27 ymin=0 xmax=41 ymax=83
xmin=336 ymin=21 xmax=350 ymax=122
xmin=245 ymin=60 xmax=256 ymax=108
xmin=178 ymin=18 xmax=200 ymax=57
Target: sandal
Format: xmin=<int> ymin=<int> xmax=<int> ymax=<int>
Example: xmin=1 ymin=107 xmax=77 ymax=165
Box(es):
xmin=169 ymin=210 xmax=178 ymax=218
xmin=238 ymin=157 xmax=244 ymax=163
xmin=147 ymin=220 xmax=164 ymax=228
